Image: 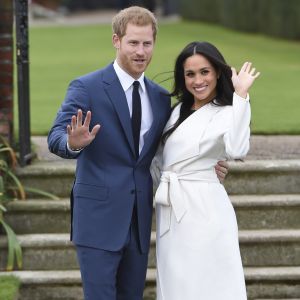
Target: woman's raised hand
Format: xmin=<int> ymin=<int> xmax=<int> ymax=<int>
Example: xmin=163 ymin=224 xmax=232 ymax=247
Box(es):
xmin=67 ymin=109 xmax=101 ymax=151
xmin=231 ymin=62 xmax=260 ymax=99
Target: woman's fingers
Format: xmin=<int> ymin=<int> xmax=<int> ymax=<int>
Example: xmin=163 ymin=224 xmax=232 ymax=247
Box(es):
xmin=231 ymin=67 xmax=237 ymax=77
xmin=250 ymin=67 xmax=256 ymax=76
xmin=254 ymin=71 xmax=261 ymax=78
xmin=239 ymin=62 xmax=260 ymax=78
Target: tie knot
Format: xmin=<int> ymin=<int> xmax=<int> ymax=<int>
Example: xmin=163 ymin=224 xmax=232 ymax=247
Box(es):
xmin=133 ymin=81 xmax=140 ymax=89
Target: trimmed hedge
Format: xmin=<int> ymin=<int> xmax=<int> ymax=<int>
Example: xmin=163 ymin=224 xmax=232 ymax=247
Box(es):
xmin=180 ymin=0 xmax=220 ymax=23
xmin=179 ymin=0 xmax=300 ymax=40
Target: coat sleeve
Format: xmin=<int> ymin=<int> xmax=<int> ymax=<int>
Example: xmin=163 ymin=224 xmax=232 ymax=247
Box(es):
xmin=223 ymin=92 xmax=251 ymax=159
xmin=47 ymin=79 xmax=90 ymax=159
xmin=150 ymin=143 xmax=163 ymax=192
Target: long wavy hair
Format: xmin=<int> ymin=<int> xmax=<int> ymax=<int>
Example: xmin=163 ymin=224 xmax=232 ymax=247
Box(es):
xmin=162 ymin=41 xmax=234 ymax=143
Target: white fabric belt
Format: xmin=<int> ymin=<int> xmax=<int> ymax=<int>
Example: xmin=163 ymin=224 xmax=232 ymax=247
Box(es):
xmin=155 ymin=170 xmax=219 ymax=237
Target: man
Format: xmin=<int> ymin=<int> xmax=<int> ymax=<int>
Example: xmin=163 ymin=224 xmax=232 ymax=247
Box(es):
xmin=48 ymin=6 xmax=227 ymax=300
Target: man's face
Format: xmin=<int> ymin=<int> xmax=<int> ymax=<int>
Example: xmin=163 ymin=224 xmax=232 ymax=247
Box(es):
xmin=113 ymin=23 xmax=155 ymax=79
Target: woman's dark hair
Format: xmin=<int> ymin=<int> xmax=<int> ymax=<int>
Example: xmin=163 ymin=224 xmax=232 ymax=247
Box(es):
xmin=162 ymin=41 xmax=234 ymax=143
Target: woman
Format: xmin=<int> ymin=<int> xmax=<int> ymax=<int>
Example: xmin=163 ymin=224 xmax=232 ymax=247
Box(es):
xmin=153 ymin=41 xmax=260 ymax=299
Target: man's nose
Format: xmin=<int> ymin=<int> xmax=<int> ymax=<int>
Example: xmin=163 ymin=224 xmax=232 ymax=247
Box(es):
xmin=136 ymin=44 xmax=145 ymax=55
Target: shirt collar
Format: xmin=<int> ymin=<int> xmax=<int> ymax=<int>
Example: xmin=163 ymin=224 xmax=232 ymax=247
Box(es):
xmin=113 ymin=60 xmax=145 ymax=93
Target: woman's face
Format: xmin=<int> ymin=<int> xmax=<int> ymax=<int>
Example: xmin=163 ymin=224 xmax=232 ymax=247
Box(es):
xmin=183 ymin=54 xmax=218 ymax=107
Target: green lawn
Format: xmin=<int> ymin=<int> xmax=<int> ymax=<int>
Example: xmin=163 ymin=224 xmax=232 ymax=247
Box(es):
xmin=0 ymin=275 xmax=20 ymax=300
xmin=18 ymin=21 xmax=300 ymax=135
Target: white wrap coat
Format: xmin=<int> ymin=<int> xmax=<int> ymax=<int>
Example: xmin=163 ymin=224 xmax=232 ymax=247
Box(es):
xmin=153 ymin=93 xmax=250 ymax=300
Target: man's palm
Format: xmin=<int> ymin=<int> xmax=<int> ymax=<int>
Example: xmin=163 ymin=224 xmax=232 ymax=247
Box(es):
xmin=67 ymin=110 xmax=100 ymax=150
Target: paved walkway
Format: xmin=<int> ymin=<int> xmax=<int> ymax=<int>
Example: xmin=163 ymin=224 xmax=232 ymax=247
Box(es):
xmin=32 ymin=135 xmax=300 ymax=162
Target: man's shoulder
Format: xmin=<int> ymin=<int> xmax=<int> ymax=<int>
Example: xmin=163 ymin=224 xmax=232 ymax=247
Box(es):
xmin=75 ymin=63 xmax=114 ymax=83
xmin=145 ymin=77 xmax=169 ymax=95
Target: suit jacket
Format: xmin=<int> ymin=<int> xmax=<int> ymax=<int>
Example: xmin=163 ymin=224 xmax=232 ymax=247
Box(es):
xmin=48 ymin=63 xmax=171 ymax=253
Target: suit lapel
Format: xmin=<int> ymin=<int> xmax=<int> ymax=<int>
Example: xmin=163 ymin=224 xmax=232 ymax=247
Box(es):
xmin=138 ymin=78 xmax=164 ymax=163
xmin=103 ymin=64 xmax=135 ymax=156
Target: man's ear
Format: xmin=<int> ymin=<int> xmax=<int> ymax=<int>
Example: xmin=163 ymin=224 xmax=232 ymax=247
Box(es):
xmin=112 ymin=34 xmax=120 ymax=49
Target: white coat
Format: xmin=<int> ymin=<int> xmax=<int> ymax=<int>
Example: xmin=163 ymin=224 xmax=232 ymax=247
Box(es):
xmin=152 ymin=93 xmax=249 ymax=300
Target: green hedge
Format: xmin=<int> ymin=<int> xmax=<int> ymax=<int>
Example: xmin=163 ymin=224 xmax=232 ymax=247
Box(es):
xmin=179 ymin=0 xmax=220 ymax=23
xmin=179 ymin=0 xmax=300 ymax=40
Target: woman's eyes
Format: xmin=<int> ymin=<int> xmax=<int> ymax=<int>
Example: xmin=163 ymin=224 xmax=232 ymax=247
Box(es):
xmin=186 ymin=72 xmax=194 ymax=77
xmin=200 ymin=70 xmax=209 ymax=75
xmin=185 ymin=70 xmax=209 ymax=77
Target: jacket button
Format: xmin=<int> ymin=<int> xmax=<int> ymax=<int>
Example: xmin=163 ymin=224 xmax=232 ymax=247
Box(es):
xmin=130 ymin=189 xmax=136 ymax=194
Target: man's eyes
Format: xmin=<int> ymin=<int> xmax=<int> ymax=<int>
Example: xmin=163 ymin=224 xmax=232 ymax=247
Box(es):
xmin=129 ymin=41 xmax=152 ymax=46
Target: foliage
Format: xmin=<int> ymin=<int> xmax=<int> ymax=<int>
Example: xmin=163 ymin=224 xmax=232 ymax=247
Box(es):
xmin=0 ymin=136 xmax=59 ymax=271
xmin=0 ymin=137 xmax=23 ymax=271
xmin=0 ymin=275 xmax=20 ymax=300
xmin=13 ymin=21 xmax=300 ymax=135
xmin=180 ymin=0 xmax=300 ymax=40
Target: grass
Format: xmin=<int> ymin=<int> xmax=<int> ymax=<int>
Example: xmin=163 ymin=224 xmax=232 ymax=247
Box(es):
xmin=0 ymin=275 xmax=20 ymax=300
xmin=16 ymin=20 xmax=300 ymax=135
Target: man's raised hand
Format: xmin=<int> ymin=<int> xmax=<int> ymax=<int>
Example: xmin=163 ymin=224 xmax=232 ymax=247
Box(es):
xmin=67 ymin=109 xmax=100 ymax=150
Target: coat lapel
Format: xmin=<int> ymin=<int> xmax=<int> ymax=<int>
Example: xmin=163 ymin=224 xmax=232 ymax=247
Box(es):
xmin=163 ymin=102 xmax=222 ymax=168
xmin=103 ymin=64 xmax=135 ymax=156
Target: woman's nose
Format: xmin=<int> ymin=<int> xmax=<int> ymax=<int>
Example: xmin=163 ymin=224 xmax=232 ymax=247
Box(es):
xmin=194 ymin=74 xmax=203 ymax=84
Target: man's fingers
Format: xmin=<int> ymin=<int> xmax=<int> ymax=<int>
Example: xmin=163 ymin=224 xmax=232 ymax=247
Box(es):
xmin=217 ymin=160 xmax=229 ymax=170
xmin=215 ymin=166 xmax=227 ymax=175
xmin=215 ymin=160 xmax=229 ymax=182
xmin=71 ymin=115 xmax=76 ymax=130
xmin=215 ymin=168 xmax=226 ymax=182
xmin=67 ymin=124 xmax=71 ymax=135
xmin=91 ymin=124 xmax=101 ymax=137
xmin=77 ymin=109 xmax=83 ymax=127
xmin=83 ymin=111 xmax=91 ymax=127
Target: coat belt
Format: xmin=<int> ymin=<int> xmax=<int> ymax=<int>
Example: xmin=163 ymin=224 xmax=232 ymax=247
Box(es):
xmin=155 ymin=169 xmax=219 ymax=237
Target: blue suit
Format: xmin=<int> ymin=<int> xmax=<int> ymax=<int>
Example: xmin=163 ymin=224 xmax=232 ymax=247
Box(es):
xmin=48 ymin=63 xmax=171 ymax=299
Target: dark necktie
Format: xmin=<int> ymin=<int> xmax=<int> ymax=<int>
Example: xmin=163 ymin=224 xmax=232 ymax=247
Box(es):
xmin=131 ymin=81 xmax=141 ymax=158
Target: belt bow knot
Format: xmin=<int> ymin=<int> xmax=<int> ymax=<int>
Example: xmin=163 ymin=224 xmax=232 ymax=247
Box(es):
xmin=155 ymin=171 xmax=187 ymax=237
xmin=154 ymin=169 xmax=219 ymax=237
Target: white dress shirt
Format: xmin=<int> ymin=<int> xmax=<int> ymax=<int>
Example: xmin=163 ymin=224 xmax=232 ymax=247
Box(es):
xmin=67 ymin=62 xmax=153 ymax=154
xmin=113 ymin=60 xmax=153 ymax=154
